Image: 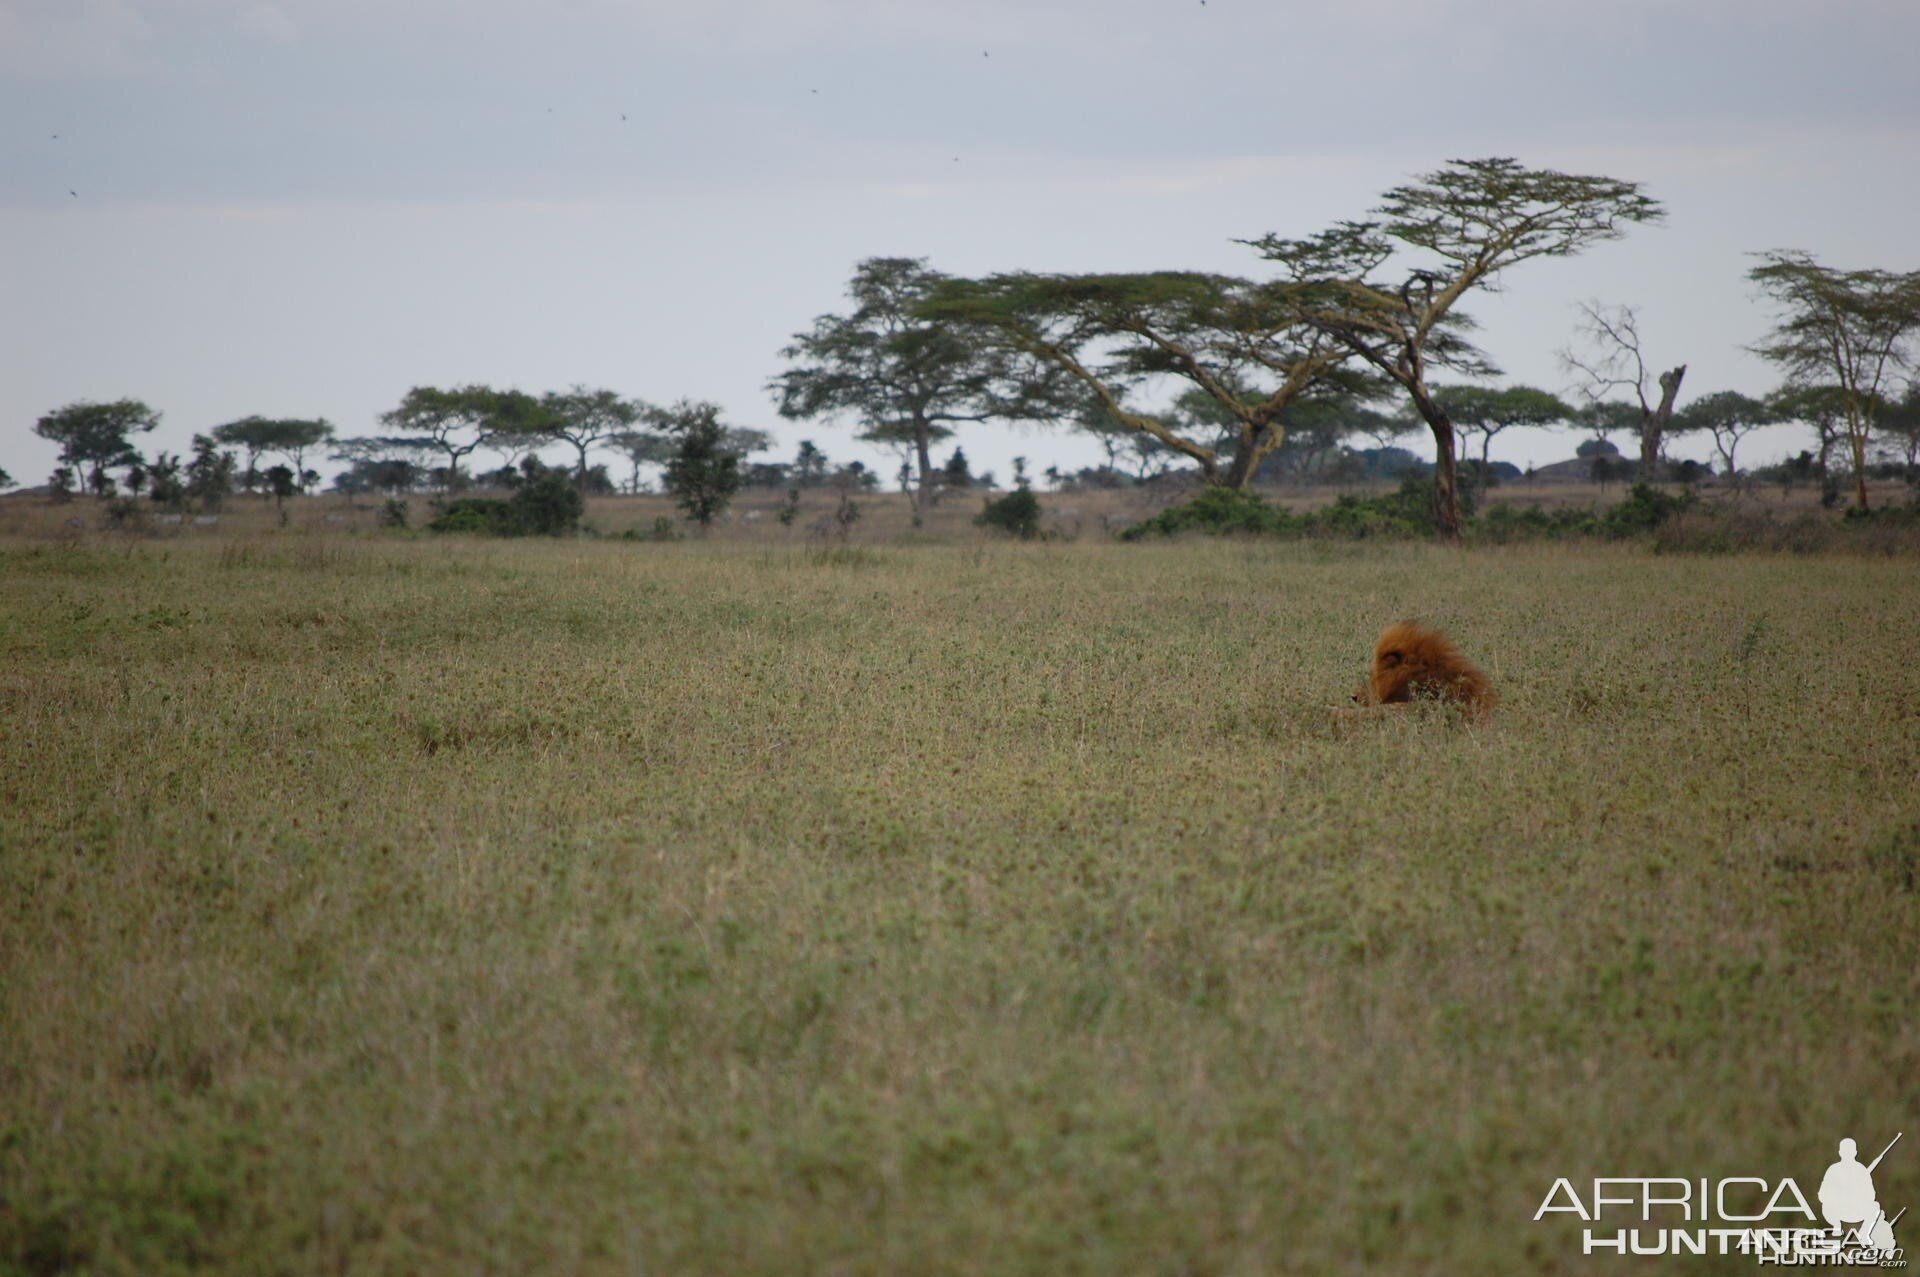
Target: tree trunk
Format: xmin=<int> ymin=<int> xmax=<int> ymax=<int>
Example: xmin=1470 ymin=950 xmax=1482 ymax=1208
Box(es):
xmin=1847 ymin=413 xmax=1871 ymax=511
xmin=1222 ymin=443 xmax=1257 ymax=490
xmin=912 ymin=416 xmax=934 ymax=526
xmin=1643 ymin=364 xmax=1686 ymax=478
xmin=1408 ymin=384 xmax=1463 ymax=540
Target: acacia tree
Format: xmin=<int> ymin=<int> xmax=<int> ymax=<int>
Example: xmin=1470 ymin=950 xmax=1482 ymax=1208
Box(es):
xmin=1071 ymin=391 xmax=1176 ymax=481
xmin=33 ymin=399 xmax=160 ymax=496
xmin=920 ymin=271 xmax=1354 ymax=489
xmin=1675 ymin=390 xmax=1776 ymax=480
xmin=1574 ymin=399 xmax=1644 ymax=453
xmin=605 ymin=429 xmax=674 ymax=493
xmin=1252 ymin=158 xmax=1664 ymax=537
xmin=538 ymin=387 xmax=651 ymax=488
xmin=265 ymin=419 xmax=333 ymax=490
xmin=328 ymin=435 xmax=435 ymax=496
xmin=1748 ymin=250 xmax=1920 ymax=511
xmin=1433 ymin=384 xmax=1572 ymax=472
xmin=379 ymin=385 xmax=519 ymax=488
xmin=1765 ymin=383 xmax=1850 ymax=487
xmin=211 ymin=416 xmax=335 ymax=494
xmin=1876 ymin=380 xmax=1920 ymax=472
xmin=1560 ymin=301 xmax=1688 ymax=478
xmin=773 ymin=258 xmax=1052 ymax=525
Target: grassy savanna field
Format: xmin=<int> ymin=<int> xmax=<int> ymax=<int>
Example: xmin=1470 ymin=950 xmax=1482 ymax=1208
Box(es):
xmin=2 ymin=505 xmax=1917 ymax=1274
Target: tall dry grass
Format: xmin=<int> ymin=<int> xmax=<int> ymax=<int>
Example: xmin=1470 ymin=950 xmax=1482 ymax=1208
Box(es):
xmin=1 ymin=527 xmax=1915 ymax=1274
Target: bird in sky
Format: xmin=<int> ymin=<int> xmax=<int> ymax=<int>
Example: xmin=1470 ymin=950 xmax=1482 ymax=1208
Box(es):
xmin=68 ymin=189 xmax=77 ymax=197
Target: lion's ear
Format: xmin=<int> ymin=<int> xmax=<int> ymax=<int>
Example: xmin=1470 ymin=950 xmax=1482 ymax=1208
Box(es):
xmin=1379 ymin=651 xmax=1402 ymax=667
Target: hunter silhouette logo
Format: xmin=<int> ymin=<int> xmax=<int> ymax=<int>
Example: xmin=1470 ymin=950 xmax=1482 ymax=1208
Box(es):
xmin=1533 ymin=1130 xmax=1907 ymax=1263
xmin=1821 ymin=1134 xmax=1903 ymax=1254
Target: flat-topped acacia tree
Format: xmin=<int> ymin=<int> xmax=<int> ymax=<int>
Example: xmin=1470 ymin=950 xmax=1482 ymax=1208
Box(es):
xmin=379 ymin=386 xmax=498 ymax=487
xmin=1748 ymin=250 xmax=1920 ymax=511
xmin=32 ymin=399 xmax=160 ymax=497
xmin=1251 ymin=158 xmax=1665 ymax=537
xmin=1433 ymin=384 xmax=1574 ymax=473
xmin=1674 ymin=389 xmax=1778 ymax=479
xmin=917 ymin=271 xmax=1354 ymax=489
xmin=537 ymin=387 xmax=652 ymax=489
xmin=211 ymin=416 xmax=334 ymax=494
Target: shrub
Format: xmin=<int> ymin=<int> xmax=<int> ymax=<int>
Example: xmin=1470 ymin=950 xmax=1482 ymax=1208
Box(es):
xmin=378 ymin=498 xmax=410 ymax=529
xmin=426 ymin=499 xmax=505 ymax=534
xmin=1298 ymin=475 xmax=1456 ymax=539
xmin=976 ymin=487 xmax=1043 ymax=539
xmin=1118 ymin=487 xmax=1294 ymax=540
xmin=662 ymin=406 xmax=743 ymax=528
xmin=1472 ymin=503 xmax=1597 ymax=543
xmin=426 ymin=472 xmax=583 ymax=537
xmin=1597 ymin=483 xmax=1695 ymax=538
xmin=508 ymin=470 xmax=584 ymax=536
xmin=1842 ymin=501 xmax=1920 ymax=527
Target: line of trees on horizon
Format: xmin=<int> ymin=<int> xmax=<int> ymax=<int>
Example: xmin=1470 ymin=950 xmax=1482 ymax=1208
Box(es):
xmin=13 ymin=159 xmax=1920 ymax=536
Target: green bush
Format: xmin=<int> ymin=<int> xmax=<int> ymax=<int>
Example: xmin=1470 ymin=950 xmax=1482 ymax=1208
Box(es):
xmin=1296 ymin=478 xmax=1434 ymax=538
xmin=1842 ymin=501 xmax=1920 ymax=527
xmin=1472 ymin=503 xmax=1598 ymax=543
xmin=508 ymin=471 xmax=585 ymax=536
xmin=1597 ymin=483 xmax=1695 ymax=538
xmin=976 ymin=487 xmax=1044 ymax=539
xmin=1118 ymin=487 xmax=1295 ymax=540
xmin=1110 ymin=475 xmax=1905 ymax=550
xmin=427 ymin=499 xmax=507 ymax=534
xmin=427 ymin=472 xmax=583 ymax=537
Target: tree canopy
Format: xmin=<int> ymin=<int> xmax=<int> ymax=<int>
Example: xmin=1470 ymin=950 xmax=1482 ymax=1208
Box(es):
xmin=920 ymin=270 xmax=1356 ymax=489
xmin=379 ymin=385 xmax=528 ymax=485
xmin=211 ymin=416 xmax=335 ymax=492
xmin=1675 ymin=390 xmax=1777 ymax=478
xmin=1748 ymin=250 xmax=1920 ymax=509
xmin=1251 ymin=157 xmax=1665 ymax=535
xmin=536 ymin=387 xmax=651 ymax=487
xmin=773 ymin=257 xmax=1052 ymax=524
xmin=33 ymin=399 xmax=161 ymax=494
xmin=1433 ymin=384 xmax=1573 ymax=470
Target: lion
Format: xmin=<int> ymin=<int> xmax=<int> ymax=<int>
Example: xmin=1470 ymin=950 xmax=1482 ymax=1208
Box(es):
xmin=1350 ymin=621 xmax=1495 ymax=718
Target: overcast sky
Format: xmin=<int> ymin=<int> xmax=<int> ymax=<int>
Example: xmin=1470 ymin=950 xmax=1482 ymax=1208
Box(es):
xmin=4 ymin=0 xmax=1917 ymax=487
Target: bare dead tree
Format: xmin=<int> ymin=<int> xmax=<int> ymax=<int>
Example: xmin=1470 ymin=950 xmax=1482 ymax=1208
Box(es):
xmin=1560 ymin=301 xmax=1687 ymax=479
